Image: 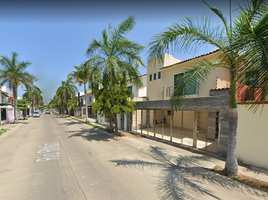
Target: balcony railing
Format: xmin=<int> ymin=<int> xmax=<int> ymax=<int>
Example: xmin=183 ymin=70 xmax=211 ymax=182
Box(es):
xmin=0 ymin=100 xmax=12 ymax=105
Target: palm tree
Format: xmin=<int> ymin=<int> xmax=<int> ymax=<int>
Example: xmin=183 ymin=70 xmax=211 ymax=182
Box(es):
xmin=0 ymin=52 xmax=36 ymax=122
xmin=68 ymin=96 xmax=79 ymax=117
xmin=68 ymin=62 xmax=91 ymax=122
xmin=23 ymin=84 xmax=43 ymax=113
xmin=56 ymin=78 xmax=77 ymax=115
xmin=86 ymin=15 xmax=145 ymax=133
xmin=147 ymin=0 xmax=267 ymax=176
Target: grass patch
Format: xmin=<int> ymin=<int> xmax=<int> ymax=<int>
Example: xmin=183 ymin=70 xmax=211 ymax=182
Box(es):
xmin=211 ymin=165 xmax=268 ymax=193
xmin=70 ymin=117 xmax=108 ymax=131
xmin=0 ymin=129 xmax=8 ymax=136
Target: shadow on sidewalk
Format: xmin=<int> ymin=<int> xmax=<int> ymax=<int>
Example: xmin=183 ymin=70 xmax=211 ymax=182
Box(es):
xmin=110 ymin=146 xmax=266 ymax=200
xmin=67 ymin=127 xmax=118 ymax=142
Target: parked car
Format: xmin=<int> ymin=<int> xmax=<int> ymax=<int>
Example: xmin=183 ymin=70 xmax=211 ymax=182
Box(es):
xmin=33 ymin=111 xmax=40 ymax=117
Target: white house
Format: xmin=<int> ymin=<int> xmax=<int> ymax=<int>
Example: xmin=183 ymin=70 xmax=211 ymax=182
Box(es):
xmin=0 ymin=86 xmax=14 ymax=124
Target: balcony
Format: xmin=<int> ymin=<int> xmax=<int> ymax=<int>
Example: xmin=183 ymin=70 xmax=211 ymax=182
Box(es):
xmin=0 ymin=100 xmax=12 ymax=105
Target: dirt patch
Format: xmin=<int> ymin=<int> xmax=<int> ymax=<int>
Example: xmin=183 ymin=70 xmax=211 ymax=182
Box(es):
xmin=211 ymin=166 xmax=268 ymax=193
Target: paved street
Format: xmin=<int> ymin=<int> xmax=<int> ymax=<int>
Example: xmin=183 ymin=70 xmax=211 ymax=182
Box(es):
xmin=0 ymin=113 xmax=267 ymax=200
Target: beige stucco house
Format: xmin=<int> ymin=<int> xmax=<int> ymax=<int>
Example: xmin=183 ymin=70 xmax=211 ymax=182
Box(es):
xmin=131 ymin=50 xmax=268 ymax=170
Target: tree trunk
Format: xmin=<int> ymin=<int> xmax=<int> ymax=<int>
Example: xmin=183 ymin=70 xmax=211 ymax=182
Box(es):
xmin=224 ymin=108 xmax=238 ymax=176
xmin=114 ymin=114 xmax=118 ymax=135
xmin=84 ymin=83 xmax=88 ymax=123
xmin=13 ymin=85 xmax=18 ymax=123
xmin=108 ymin=115 xmax=114 ymax=132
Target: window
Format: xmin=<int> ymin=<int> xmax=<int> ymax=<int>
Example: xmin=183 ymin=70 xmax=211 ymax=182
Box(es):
xmin=149 ymin=74 xmax=152 ymax=81
xmin=89 ymin=96 xmax=92 ymax=102
xmin=158 ymin=71 xmax=161 ymax=79
xmin=174 ymin=72 xmax=197 ymax=95
xmin=128 ymin=86 xmax=132 ymax=92
xmin=167 ymin=110 xmax=173 ymax=115
xmin=245 ymin=71 xmax=259 ymax=85
xmin=154 ymin=73 xmax=156 ymax=80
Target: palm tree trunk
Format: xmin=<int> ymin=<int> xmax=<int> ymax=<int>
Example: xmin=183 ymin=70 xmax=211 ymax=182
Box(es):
xmin=13 ymin=85 xmax=18 ymax=123
xmin=224 ymin=108 xmax=238 ymax=176
xmin=84 ymin=83 xmax=88 ymax=123
xmin=224 ymin=68 xmax=238 ymax=176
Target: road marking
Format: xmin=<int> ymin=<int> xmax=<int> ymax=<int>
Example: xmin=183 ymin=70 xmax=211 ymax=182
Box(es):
xmin=35 ymin=142 xmax=60 ymax=162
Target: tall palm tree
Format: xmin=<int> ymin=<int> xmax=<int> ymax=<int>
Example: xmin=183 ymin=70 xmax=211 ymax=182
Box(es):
xmin=56 ymin=78 xmax=77 ymax=114
xmin=68 ymin=62 xmax=91 ymax=122
xmin=147 ymin=0 xmax=268 ymax=176
xmin=0 ymin=52 xmax=36 ymax=122
xmin=86 ymin=15 xmax=145 ymax=133
xmin=23 ymin=84 xmax=43 ymax=112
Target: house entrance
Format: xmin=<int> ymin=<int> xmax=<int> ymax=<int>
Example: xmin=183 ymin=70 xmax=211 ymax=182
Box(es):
xmin=131 ymin=109 xmax=220 ymax=154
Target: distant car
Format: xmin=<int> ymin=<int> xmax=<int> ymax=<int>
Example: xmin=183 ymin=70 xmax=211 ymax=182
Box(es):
xmin=33 ymin=111 xmax=40 ymax=117
xmin=45 ymin=110 xmax=50 ymax=114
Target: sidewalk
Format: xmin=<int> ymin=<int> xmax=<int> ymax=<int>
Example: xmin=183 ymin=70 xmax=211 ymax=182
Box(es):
xmin=69 ymin=115 xmax=268 ymax=184
xmin=0 ymin=118 xmax=32 ymax=130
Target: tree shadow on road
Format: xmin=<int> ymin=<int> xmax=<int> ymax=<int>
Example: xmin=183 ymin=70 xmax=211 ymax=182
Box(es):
xmin=67 ymin=127 xmax=118 ymax=142
xmin=59 ymin=121 xmax=82 ymax=126
xmin=111 ymin=146 xmax=266 ymax=200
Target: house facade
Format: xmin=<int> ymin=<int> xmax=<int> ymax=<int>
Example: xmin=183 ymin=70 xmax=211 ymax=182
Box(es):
xmin=128 ymin=51 xmax=268 ymax=170
xmin=76 ymin=89 xmax=96 ymax=119
xmin=0 ymin=86 xmax=14 ymax=124
xmin=132 ymin=51 xmax=231 ymax=157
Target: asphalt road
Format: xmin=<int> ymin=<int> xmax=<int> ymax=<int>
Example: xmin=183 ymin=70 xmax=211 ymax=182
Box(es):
xmin=0 ymin=113 xmax=267 ymax=200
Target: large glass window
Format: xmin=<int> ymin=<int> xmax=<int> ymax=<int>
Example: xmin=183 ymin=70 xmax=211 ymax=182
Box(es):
xmin=174 ymin=72 xmax=197 ymax=95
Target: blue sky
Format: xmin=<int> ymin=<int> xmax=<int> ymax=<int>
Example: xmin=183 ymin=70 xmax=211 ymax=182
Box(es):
xmin=0 ymin=0 xmax=242 ymax=104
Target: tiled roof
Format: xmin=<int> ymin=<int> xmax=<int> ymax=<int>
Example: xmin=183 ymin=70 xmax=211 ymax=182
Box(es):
xmin=210 ymin=87 xmax=230 ymax=91
xmin=159 ymin=49 xmax=220 ymax=70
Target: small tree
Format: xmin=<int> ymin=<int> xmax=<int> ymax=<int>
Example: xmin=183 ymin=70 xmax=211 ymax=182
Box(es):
xmin=17 ymin=99 xmax=30 ymax=119
xmin=68 ymin=96 xmax=79 ymax=117
xmin=92 ymin=75 xmax=135 ymax=135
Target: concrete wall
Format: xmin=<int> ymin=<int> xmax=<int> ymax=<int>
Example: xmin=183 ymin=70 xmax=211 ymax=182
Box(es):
xmin=127 ymin=75 xmax=147 ymax=98
xmin=237 ymin=104 xmax=268 ymax=169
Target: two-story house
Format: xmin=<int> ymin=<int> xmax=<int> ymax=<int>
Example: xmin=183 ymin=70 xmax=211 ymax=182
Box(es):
xmin=130 ymin=51 xmax=268 ymax=170
xmin=76 ymin=89 xmax=96 ymax=119
xmin=132 ymin=50 xmax=231 ymax=157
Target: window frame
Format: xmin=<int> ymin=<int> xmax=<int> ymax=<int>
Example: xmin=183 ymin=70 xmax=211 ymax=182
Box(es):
xmin=158 ymin=71 xmax=161 ymax=79
xmin=174 ymin=72 xmax=198 ymax=95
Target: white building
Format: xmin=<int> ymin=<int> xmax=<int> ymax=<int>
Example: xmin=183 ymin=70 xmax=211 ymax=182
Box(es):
xmin=112 ymin=74 xmax=148 ymax=131
xmin=0 ymin=86 xmax=14 ymax=124
xmin=76 ymin=89 xmax=96 ymax=119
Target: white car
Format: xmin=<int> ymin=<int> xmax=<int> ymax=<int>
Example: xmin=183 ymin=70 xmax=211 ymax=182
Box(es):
xmin=33 ymin=111 xmax=40 ymax=117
